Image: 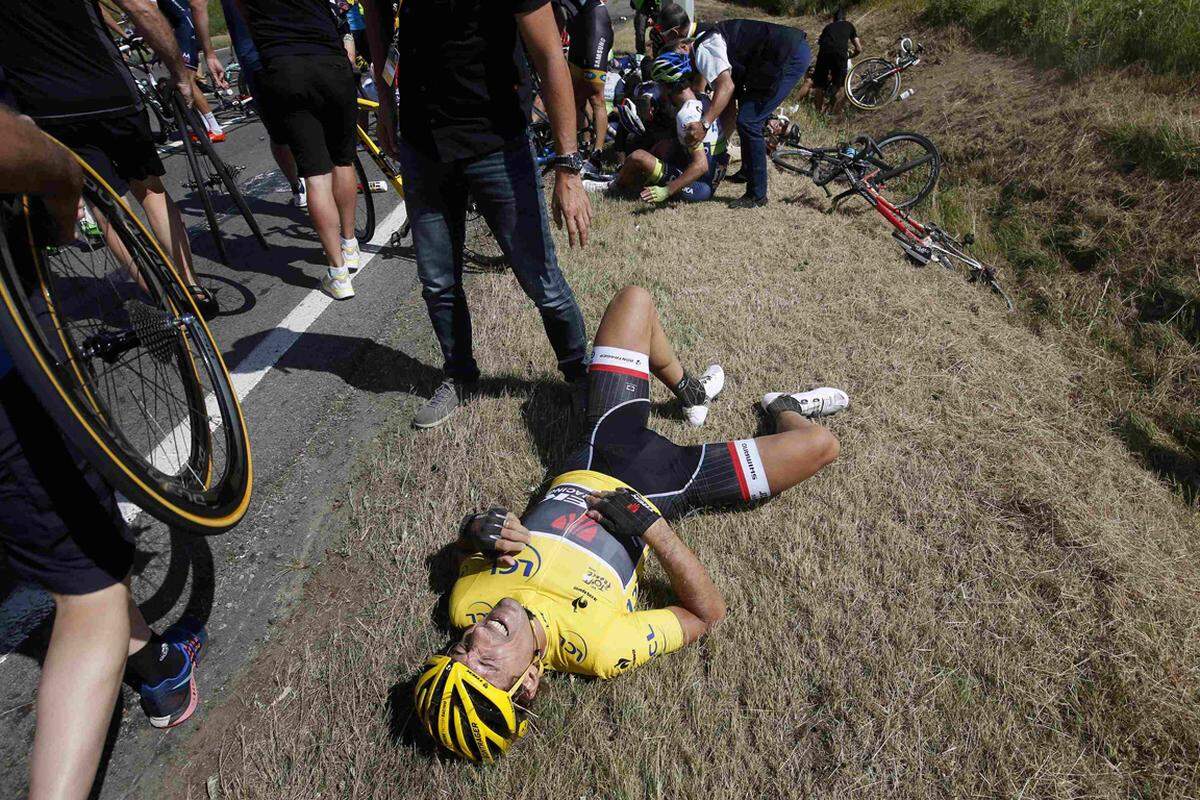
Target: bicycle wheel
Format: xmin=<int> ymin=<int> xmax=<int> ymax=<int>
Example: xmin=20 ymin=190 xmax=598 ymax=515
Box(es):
xmin=771 ymin=148 xmax=818 ymax=177
xmin=0 ymin=148 xmax=253 ymax=534
xmin=462 ymin=198 xmax=507 ymax=272
xmin=176 ymin=95 xmax=269 ymax=252
xmin=846 ymin=59 xmax=900 ymax=111
xmin=172 ymin=100 xmax=228 ymax=264
xmin=868 ymin=131 xmax=941 ymax=209
xmin=353 ymin=155 xmax=376 ymax=242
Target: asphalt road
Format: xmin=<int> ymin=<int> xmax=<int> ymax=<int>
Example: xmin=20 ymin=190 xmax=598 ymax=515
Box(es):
xmin=0 ymin=106 xmax=427 ymax=798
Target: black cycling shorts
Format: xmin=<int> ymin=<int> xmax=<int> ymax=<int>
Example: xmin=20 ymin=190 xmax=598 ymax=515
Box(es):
xmin=254 ymin=54 xmax=358 ymax=178
xmin=560 ymin=346 xmax=772 ymax=518
xmin=158 ymin=0 xmax=199 ymax=70
xmin=566 ymin=0 xmax=614 ymax=76
xmin=39 ymin=111 xmax=165 ymax=196
xmin=0 ymin=372 xmax=133 ymax=595
xmin=812 ymin=48 xmax=849 ymax=91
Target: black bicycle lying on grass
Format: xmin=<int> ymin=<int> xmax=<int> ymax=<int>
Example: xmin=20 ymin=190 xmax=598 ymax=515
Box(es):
xmin=772 ymin=132 xmax=1013 ymax=309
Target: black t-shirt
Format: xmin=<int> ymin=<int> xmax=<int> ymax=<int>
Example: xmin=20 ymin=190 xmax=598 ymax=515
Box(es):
xmin=241 ymin=0 xmax=344 ymax=64
xmin=0 ymin=0 xmax=139 ymax=123
xmin=393 ymin=0 xmax=547 ymax=162
xmin=817 ymin=20 xmax=858 ymax=56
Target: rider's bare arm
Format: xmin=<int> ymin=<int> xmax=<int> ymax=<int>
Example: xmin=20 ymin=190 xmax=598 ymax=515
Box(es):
xmin=642 ymin=518 xmax=726 ymax=644
xmin=663 ymin=145 xmax=708 ymax=198
xmin=189 ymin=0 xmax=227 ymax=88
xmin=852 ymin=36 xmax=863 ymax=58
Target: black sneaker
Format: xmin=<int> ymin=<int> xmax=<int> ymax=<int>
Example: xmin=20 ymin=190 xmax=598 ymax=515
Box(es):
xmin=729 ymin=193 xmax=768 ymax=209
xmin=413 ymin=378 xmax=476 ymax=429
xmin=725 ymin=169 xmax=748 ymax=184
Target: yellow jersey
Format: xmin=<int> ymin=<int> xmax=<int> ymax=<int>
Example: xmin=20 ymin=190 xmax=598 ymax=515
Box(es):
xmin=449 ymin=470 xmax=685 ymax=679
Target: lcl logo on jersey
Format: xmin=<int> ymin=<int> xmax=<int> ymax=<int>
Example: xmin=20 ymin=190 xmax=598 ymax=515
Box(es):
xmin=559 ymin=631 xmax=589 ymax=664
xmin=489 ymin=542 xmax=542 ymax=578
xmin=464 ymin=600 xmax=494 ymax=625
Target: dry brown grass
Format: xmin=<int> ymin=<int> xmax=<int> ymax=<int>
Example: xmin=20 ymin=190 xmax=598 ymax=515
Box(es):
xmin=166 ymin=6 xmax=1200 ymax=799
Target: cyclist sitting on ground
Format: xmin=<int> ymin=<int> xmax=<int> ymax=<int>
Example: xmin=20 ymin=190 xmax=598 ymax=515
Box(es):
xmin=0 ymin=105 xmax=211 ymax=800
xmin=552 ymin=0 xmax=615 ymax=156
xmin=412 ymin=284 xmax=848 ymax=762
xmin=592 ymin=53 xmax=728 ymax=203
xmin=811 ymin=7 xmax=862 ymax=114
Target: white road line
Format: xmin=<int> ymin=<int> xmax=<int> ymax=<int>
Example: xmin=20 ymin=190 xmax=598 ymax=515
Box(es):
xmin=117 ymin=201 xmax=408 ymax=523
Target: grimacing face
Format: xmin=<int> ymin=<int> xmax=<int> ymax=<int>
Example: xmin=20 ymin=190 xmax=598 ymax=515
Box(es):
xmin=447 ymin=598 xmax=541 ymax=700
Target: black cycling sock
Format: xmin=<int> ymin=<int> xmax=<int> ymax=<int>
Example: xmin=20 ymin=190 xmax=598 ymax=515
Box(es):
xmin=127 ymin=633 xmax=185 ymax=686
xmin=672 ymin=371 xmax=707 ymax=407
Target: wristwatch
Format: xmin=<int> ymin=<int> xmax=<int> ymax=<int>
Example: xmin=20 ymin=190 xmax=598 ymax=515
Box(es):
xmin=549 ymin=151 xmax=586 ymax=173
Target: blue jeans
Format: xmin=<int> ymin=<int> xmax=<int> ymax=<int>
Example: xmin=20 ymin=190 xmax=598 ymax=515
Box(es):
xmin=398 ymin=136 xmax=588 ymax=383
xmin=737 ymin=36 xmax=812 ymax=201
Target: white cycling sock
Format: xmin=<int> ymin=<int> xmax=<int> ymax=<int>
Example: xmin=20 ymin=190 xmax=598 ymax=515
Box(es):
xmin=201 ymin=112 xmax=223 ymax=135
xmin=341 ymin=236 xmax=358 ymax=252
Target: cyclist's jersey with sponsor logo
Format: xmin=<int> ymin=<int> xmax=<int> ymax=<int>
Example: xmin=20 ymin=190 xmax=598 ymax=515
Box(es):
xmin=449 ymin=469 xmax=686 ymax=679
xmin=554 ymin=0 xmax=613 ymax=77
xmin=675 ymin=96 xmax=723 ymax=155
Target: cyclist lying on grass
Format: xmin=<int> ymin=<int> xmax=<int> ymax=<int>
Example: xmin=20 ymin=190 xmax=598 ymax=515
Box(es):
xmin=594 ymin=53 xmax=728 ymax=204
xmin=413 ymin=285 xmax=849 ymax=761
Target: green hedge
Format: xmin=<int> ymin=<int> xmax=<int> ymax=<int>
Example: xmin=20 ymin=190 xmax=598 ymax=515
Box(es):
xmin=923 ymin=0 xmax=1200 ymax=75
xmin=725 ymin=0 xmax=857 ymax=16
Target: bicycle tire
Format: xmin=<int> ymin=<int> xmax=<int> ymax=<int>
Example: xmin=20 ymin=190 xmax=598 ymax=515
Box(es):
xmin=176 ymin=95 xmax=269 ymax=252
xmin=462 ymin=198 xmax=507 ymax=272
xmin=0 ymin=147 xmax=253 ymax=533
xmin=354 ymin=154 xmax=376 ymax=242
xmin=869 ymin=131 xmax=941 ymax=209
xmin=846 ymin=58 xmax=900 ymax=111
xmin=771 ymin=148 xmax=818 ymax=177
xmin=172 ymin=99 xmax=228 ymax=264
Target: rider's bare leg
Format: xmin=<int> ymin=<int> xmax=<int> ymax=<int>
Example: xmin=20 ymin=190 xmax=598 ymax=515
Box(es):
xmin=592 ymin=285 xmax=684 ymax=390
xmin=754 ymin=408 xmax=840 ymax=494
xmin=129 ymin=176 xmax=200 ymax=286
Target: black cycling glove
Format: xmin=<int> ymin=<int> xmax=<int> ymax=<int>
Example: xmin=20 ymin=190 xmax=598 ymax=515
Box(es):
xmin=459 ymin=507 xmax=509 ymax=555
xmin=589 ymin=488 xmax=661 ymax=541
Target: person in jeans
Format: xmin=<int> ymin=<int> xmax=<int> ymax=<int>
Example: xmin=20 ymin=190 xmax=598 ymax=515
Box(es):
xmin=239 ymin=0 xmax=362 ymax=301
xmin=657 ymin=3 xmax=811 ymax=208
xmin=365 ymin=0 xmax=593 ymax=429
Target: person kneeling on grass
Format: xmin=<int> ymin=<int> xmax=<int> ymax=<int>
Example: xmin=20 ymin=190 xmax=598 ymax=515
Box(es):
xmin=412 ymin=285 xmax=849 ymax=762
xmin=596 ymin=52 xmax=728 ymax=204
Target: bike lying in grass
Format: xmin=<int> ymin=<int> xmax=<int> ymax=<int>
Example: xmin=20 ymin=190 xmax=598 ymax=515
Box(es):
xmin=846 ymin=37 xmax=923 ymax=111
xmin=771 ymin=134 xmax=1013 ymax=309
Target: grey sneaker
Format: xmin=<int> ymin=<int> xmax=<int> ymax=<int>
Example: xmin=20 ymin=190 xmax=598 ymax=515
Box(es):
xmin=413 ymin=378 xmax=474 ymax=429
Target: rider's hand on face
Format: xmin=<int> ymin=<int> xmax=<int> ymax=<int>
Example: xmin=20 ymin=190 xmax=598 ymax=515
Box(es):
xmin=462 ymin=508 xmax=531 ymax=567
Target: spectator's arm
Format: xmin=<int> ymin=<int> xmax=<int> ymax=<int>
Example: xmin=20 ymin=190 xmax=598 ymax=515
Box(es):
xmin=189 ymin=0 xmax=227 ymax=88
xmin=113 ymin=0 xmax=193 ymax=105
xmin=0 ymin=109 xmax=84 ymax=245
xmin=852 ymin=36 xmax=863 ymax=58
xmin=702 ymin=70 xmax=734 ymax=127
xmin=360 ymin=0 xmax=399 ymax=155
xmin=643 ymin=518 xmax=726 ymax=644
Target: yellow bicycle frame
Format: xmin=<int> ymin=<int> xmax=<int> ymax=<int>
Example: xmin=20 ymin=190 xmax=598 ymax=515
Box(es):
xmin=356 ymin=97 xmax=404 ymax=198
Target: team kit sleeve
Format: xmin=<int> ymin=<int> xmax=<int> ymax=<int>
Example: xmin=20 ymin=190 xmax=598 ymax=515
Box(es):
xmin=590 ymin=607 xmax=686 ymax=679
xmin=674 ymin=101 xmax=704 ymax=149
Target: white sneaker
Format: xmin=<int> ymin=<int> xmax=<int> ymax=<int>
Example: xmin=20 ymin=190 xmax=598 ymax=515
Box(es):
xmin=321 ymin=266 xmax=355 ymax=300
xmin=683 ymin=364 xmax=726 ymax=427
xmin=761 ymin=387 xmax=849 ymax=418
xmin=582 ymin=178 xmax=614 ymax=193
xmin=292 ymin=178 xmax=308 ymax=209
xmin=342 ymin=243 xmax=361 ymax=273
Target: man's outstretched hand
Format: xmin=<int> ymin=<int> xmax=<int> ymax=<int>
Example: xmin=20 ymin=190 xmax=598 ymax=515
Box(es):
xmin=552 ymin=170 xmax=591 ymax=248
xmin=459 ymin=507 xmax=531 ymax=568
xmin=586 ymin=489 xmax=663 ymax=542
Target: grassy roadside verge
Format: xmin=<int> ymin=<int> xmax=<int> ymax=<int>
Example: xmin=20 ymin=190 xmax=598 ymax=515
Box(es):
xmin=169 ymin=10 xmax=1200 ymax=799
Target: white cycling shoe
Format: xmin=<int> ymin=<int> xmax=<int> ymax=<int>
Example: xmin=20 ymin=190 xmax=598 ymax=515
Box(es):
xmin=683 ymin=364 xmax=726 ymax=427
xmin=761 ymin=387 xmax=849 ymax=419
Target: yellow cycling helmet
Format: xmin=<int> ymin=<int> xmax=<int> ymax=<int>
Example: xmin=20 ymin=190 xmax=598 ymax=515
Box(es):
xmin=413 ymin=655 xmax=529 ymax=762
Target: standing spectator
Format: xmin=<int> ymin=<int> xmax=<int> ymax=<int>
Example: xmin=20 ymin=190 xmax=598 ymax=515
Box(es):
xmin=812 ymin=8 xmax=862 ymax=114
xmin=216 ymin=0 xmax=307 ymax=207
xmin=632 ymin=0 xmax=660 ymax=56
xmin=659 ymin=3 xmax=811 ymax=208
xmin=0 ymin=105 xmax=211 ymax=800
xmin=0 ymin=0 xmax=219 ymax=317
xmin=237 ymin=0 xmax=362 ymax=300
xmin=364 ymin=0 xmax=593 ymax=430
